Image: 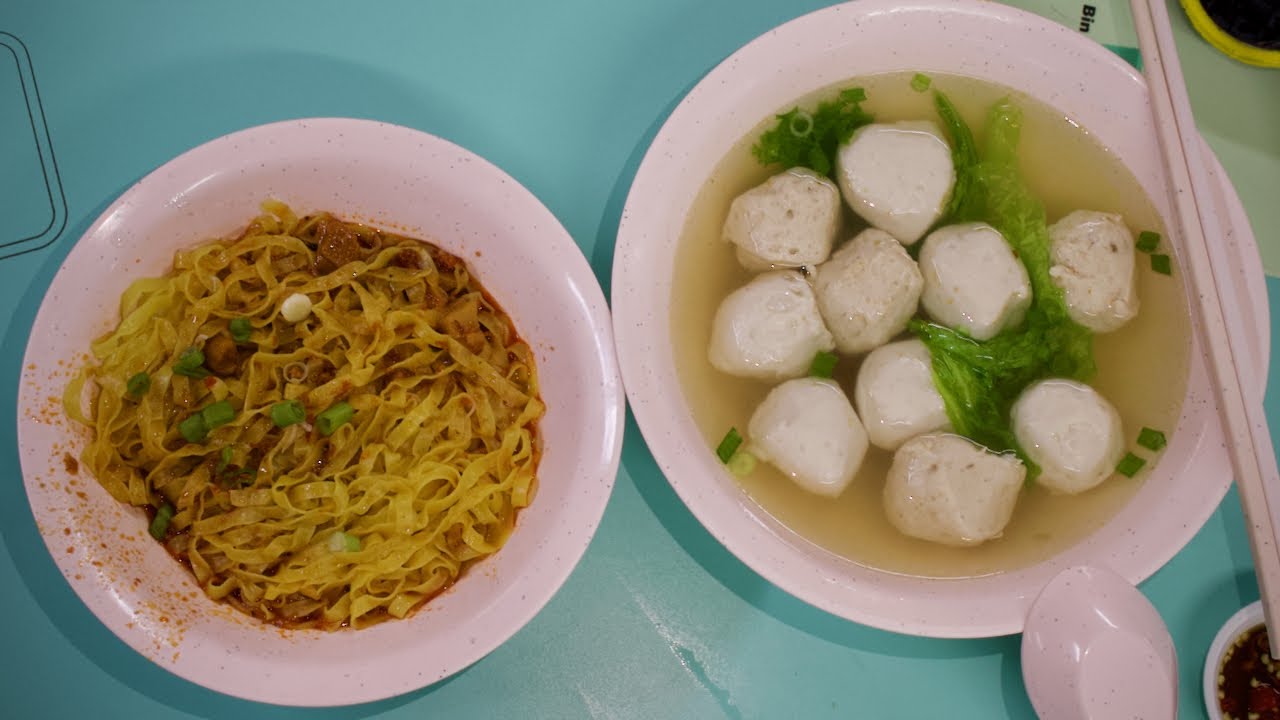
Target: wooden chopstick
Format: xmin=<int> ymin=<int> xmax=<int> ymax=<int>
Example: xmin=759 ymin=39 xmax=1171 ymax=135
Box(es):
xmin=1130 ymin=0 xmax=1280 ymax=651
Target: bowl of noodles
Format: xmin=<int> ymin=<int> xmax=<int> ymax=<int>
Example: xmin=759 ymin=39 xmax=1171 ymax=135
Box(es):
xmin=611 ymin=0 xmax=1269 ymax=637
xmin=18 ymin=118 xmax=623 ymax=704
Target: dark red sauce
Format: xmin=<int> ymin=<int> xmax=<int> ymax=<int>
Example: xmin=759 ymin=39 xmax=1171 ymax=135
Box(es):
xmin=1219 ymin=624 xmax=1280 ymax=718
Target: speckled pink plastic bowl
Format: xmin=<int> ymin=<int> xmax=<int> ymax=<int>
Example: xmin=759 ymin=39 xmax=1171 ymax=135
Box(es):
xmin=18 ymin=119 xmax=624 ymax=705
xmin=611 ymin=0 xmax=1268 ymax=638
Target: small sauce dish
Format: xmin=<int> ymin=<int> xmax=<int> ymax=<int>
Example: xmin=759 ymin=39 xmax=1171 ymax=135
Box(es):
xmin=1204 ymin=600 xmax=1280 ymax=719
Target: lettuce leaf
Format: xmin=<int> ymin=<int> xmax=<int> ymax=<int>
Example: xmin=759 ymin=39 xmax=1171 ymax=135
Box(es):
xmin=911 ymin=95 xmax=1096 ymax=478
xmin=934 ymin=90 xmax=982 ymax=224
xmin=751 ymin=88 xmax=874 ymax=178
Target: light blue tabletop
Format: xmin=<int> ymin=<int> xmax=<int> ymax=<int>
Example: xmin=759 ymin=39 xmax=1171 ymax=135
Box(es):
xmin=2 ymin=1 xmax=1278 ymax=718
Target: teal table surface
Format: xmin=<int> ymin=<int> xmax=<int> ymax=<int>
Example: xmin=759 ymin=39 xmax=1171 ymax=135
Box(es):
xmin=2 ymin=2 xmax=1278 ymax=718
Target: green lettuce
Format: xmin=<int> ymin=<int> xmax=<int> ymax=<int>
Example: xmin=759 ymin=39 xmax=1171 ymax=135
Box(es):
xmin=751 ymin=88 xmax=874 ymax=178
xmin=911 ymin=94 xmax=1095 ymax=477
xmin=934 ymin=90 xmax=982 ymax=224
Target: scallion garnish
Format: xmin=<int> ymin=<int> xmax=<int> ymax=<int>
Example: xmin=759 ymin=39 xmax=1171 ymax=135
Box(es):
xmin=910 ymin=73 xmax=932 ymax=92
xmin=789 ymin=110 xmax=814 ymax=138
xmin=149 ymin=503 xmax=174 ymax=541
xmin=216 ymin=446 xmax=232 ymax=474
xmin=173 ymin=346 xmax=210 ymax=378
xmin=1150 ymin=254 xmax=1172 ymax=275
xmin=1116 ymin=452 xmax=1147 ymax=478
xmin=1137 ymin=427 xmax=1167 ymax=451
xmin=200 ymin=399 xmax=235 ymax=429
xmin=179 ymin=414 xmax=208 ymax=443
xmin=270 ymin=399 xmax=306 ymax=428
xmin=809 ymin=350 xmax=838 ymax=378
xmin=716 ymin=427 xmax=744 ymax=464
xmin=179 ymin=400 xmax=234 ymax=443
xmin=1136 ymin=230 xmax=1161 ymax=253
xmin=726 ymin=450 xmax=757 ymax=477
xmin=752 ymin=87 xmax=873 ymax=177
xmin=126 ymin=372 xmax=151 ymax=398
xmin=327 ymin=531 xmax=361 ymax=553
xmin=316 ymin=401 xmax=354 ymax=436
xmin=229 ymin=317 xmax=252 ymax=343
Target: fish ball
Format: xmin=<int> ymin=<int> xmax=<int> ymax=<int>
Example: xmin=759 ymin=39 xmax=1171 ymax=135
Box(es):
xmin=723 ymin=167 xmax=842 ymax=270
xmin=748 ymin=377 xmax=869 ymax=497
xmin=883 ymin=433 xmax=1026 ymax=547
xmin=919 ymin=222 xmax=1032 ymax=341
xmin=1048 ymin=210 xmax=1140 ymax=333
xmin=854 ymin=339 xmax=949 ymax=451
xmin=1011 ymin=378 xmax=1125 ymax=494
xmin=813 ymin=228 xmax=923 ymax=354
xmin=708 ymin=270 xmax=835 ymax=380
xmin=835 ymin=121 xmax=955 ymax=246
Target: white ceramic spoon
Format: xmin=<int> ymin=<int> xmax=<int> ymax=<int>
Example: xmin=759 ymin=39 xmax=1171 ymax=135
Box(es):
xmin=1021 ymin=565 xmax=1179 ymax=719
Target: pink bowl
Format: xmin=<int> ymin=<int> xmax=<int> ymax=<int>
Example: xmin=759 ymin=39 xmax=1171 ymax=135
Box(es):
xmin=611 ymin=0 xmax=1268 ymax=638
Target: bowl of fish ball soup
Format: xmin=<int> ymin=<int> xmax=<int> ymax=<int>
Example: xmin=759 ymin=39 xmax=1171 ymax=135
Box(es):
xmin=611 ymin=0 xmax=1269 ymax=637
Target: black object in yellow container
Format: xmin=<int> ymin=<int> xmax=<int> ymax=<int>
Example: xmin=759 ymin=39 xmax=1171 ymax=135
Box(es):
xmin=1181 ymin=0 xmax=1280 ymax=67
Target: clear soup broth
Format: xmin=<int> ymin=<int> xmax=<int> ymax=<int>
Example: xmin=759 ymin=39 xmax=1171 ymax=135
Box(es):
xmin=671 ymin=72 xmax=1191 ymax=578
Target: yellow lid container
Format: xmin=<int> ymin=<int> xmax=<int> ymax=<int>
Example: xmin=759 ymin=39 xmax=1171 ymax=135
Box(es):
xmin=1181 ymin=0 xmax=1280 ymax=68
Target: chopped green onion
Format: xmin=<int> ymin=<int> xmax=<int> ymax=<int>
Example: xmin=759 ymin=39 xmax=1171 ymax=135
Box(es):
xmin=1116 ymin=452 xmax=1147 ymax=478
xmin=1136 ymin=230 xmax=1161 ymax=253
xmin=1137 ymin=427 xmax=1167 ymax=451
xmin=179 ymin=414 xmax=208 ymax=443
xmin=180 ymin=400 xmax=234 ymax=443
xmin=789 ymin=110 xmax=814 ymax=137
xmin=216 ymin=446 xmax=232 ymax=474
xmin=1150 ymin=253 xmax=1172 ymax=275
xmin=910 ymin=73 xmax=932 ymax=92
xmin=751 ymin=86 xmax=873 ymax=177
xmin=726 ymin=450 xmax=757 ymax=477
xmin=809 ymin=350 xmax=838 ymax=378
xmin=149 ymin=503 xmax=174 ymax=541
xmin=229 ymin=318 xmax=252 ymax=343
xmin=316 ymin=401 xmax=354 ymax=436
xmin=200 ymin=400 xmax=236 ymax=429
xmin=327 ymin=531 xmax=361 ymax=552
xmin=173 ymin=346 xmax=210 ymax=378
xmin=716 ymin=427 xmax=744 ymax=464
xmin=270 ymin=399 xmax=306 ymax=428
xmin=126 ymin=372 xmax=151 ymax=397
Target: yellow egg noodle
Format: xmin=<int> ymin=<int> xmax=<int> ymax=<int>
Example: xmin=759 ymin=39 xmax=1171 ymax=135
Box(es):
xmin=64 ymin=201 xmax=544 ymax=628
